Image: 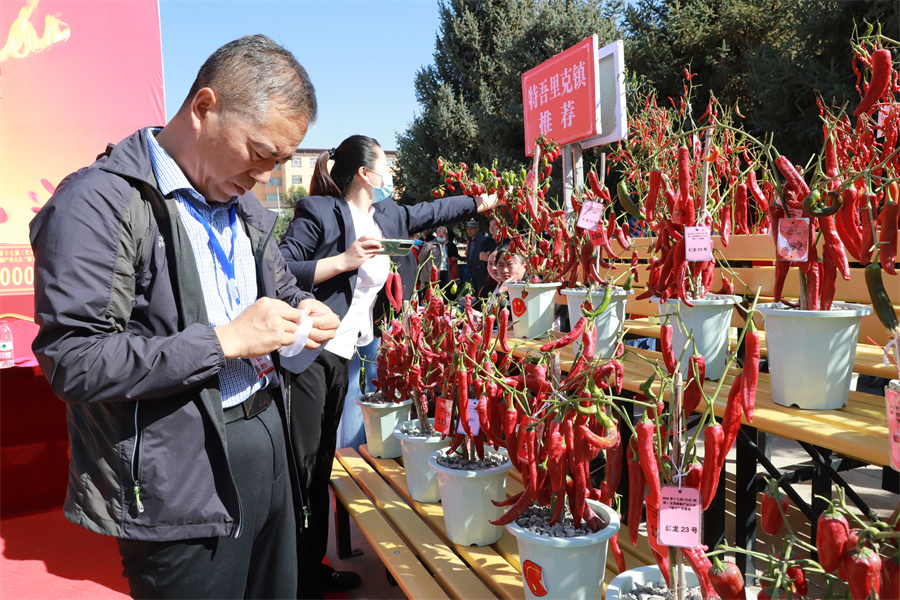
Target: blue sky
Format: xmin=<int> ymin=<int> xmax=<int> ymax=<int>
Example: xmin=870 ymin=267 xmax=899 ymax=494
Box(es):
xmin=158 ymin=0 xmax=443 ymax=151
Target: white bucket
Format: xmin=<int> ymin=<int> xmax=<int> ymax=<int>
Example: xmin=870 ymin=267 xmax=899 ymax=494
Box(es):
xmin=656 ymin=294 xmax=739 ymax=380
xmin=356 ymin=397 xmax=412 ymax=458
xmin=605 ymin=565 xmax=699 ymax=600
xmin=561 ymin=287 xmax=633 ymax=358
xmin=757 ymin=302 xmax=872 ymax=410
xmin=504 ymin=282 xmax=562 ymax=339
xmin=506 ymin=500 xmax=620 ymax=600
xmin=428 ymin=449 xmax=512 ymax=546
xmin=392 ymin=419 xmax=449 ymax=503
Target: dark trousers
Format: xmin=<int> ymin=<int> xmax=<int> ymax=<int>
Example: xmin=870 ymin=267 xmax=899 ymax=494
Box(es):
xmin=118 ymin=402 xmax=297 ymax=599
xmin=287 ymin=349 xmax=350 ymax=597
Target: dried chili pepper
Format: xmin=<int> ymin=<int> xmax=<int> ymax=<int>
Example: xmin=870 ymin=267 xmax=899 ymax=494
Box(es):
xmin=709 ymin=556 xmax=746 ymax=600
xmin=854 ymin=48 xmax=893 ymax=116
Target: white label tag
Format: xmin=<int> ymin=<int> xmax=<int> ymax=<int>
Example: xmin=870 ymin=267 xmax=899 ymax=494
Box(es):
xmin=577 ymin=200 xmax=604 ymax=231
xmin=657 ymin=485 xmax=702 ymax=547
xmin=886 ymin=383 xmax=900 ymax=472
xmin=684 ymin=226 xmax=712 ymax=262
xmin=457 ymin=397 xmax=481 ymax=436
xmin=435 ymin=398 xmax=452 ymax=435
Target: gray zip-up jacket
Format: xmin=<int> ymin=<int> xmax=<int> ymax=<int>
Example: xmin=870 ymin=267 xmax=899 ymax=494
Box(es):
xmin=29 ymin=128 xmax=311 ymax=541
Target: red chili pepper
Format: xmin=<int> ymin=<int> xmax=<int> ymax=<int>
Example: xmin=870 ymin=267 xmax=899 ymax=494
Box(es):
xmin=879 ymin=187 xmax=899 ymax=275
xmin=881 ymin=553 xmax=899 ymax=600
xmin=854 ymin=48 xmax=893 ymax=116
xmin=645 ymin=502 xmax=670 ymax=588
xmin=587 ymin=170 xmax=604 ymax=197
xmin=741 ymin=322 xmax=759 ymax=423
xmin=837 ymin=188 xmax=864 ymax=261
xmin=674 ymin=146 xmax=695 ymax=226
xmin=816 ymin=505 xmax=850 ymax=573
xmin=600 ymin=429 xmax=623 ymax=504
xmin=497 ymin=308 xmax=511 ymax=353
xmin=646 ymin=170 xmax=663 ymax=222
xmin=735 ymin=183 xmax=750 ymax=235
xmin=608 ymin=532 xmax=627 ymax=574
xmin=660 ymin=321 xmax=677 ymax=374
xmin=844 ymin=546 xmax=882 ymax=600
xmin=680 ymin=546 xmax=717 ymax=600
xmin=393 ymin=271 xmax=404 ymax=306
xmin=683 ymin=353 xmax=706 ymax=416
xmin=384 ymin=272 xmax=401 ymax=311
xmin=708 ymin=556 xmax=746 ymax=600
xmin=722 ymin=374 xmax=744 ymax=456
xmin=775 ymin=156 xmax=811 ymax=204
xmin=700 ymin=423 xmax=724 ymax=510
xmin=820 ymin=214 xmax=852 ymax=281
xmin=719 ymin=204 xmax=733 ymax=247
xmin=747 ymin=171 xmax=769 ymax=211
xmin=636 ymin=419 xmax=661 ymax=506
xmin=540 ymin=316 xmax=586 ymax=352
xmin=490 ymin=486 xmax=534 ymax=526
xmin=821 ymin=251 xmax=837 ymax=311
xmin=760 ymin=485 xmax=789 ymax=536
xmin=684 ymin=459 xmax=702 ymax=488
xmin=786 ymin=565 xmax=808 ymax=597
xmin=626 ymin=443 xmax=645 ymax=548
xmin=806 ymin=255 xmax=820 ymax=311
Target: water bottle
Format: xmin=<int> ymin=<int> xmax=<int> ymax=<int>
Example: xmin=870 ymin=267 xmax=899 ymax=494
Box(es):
xmin=0 ymin=324 xmax=14 ymax=368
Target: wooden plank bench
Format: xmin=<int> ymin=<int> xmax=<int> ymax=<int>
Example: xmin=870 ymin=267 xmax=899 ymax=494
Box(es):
xmin=331 ymin=444 xmax=646 ymax=598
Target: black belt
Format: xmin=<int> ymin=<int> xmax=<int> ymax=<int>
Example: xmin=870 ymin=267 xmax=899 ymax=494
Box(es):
xmin=224 ymin=388 xmax=274 ymax=425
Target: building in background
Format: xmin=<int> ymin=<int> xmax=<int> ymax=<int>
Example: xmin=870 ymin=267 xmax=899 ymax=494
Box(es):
xmin=252 ymin=148 xmax=398 ymax=211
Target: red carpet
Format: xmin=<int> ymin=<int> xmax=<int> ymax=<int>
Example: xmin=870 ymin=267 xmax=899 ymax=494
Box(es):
xmin=1 ymin=509 xmax=129 ymax=599
xmin=1 ymin=509 xmax=349 ymax=599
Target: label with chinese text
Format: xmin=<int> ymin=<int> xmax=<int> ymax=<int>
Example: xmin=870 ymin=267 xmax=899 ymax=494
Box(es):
xmin=886 ymin=382 xmax=900 ymax=472
xmin=777 ymin=218 xmax=810 ymax=262
xmin=657 ymin=485 xmax=702 ymax=548
xmin=435 ymin=397 xmax=452 ymax=435
xmin=457 ymin=397 xmax=481 ymax=436
xmin=684 ymin=226 xmax=712 ymax=262
xmin=576 ymin=200 xmax=604 ymax=231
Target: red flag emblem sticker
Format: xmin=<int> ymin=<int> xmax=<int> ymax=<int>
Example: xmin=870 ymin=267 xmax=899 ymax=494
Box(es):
xmin=522 ymin=560 xmax=548 ymax=596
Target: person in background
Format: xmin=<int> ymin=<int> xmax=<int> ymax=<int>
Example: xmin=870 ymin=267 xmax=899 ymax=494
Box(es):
xmin=29 ymin=35 xmax=340 ymax=599
xmin=495 ymin=242 xmax=527 ymax=288
xmin=465 ymin=219 xmax=490 ymax=296
xmin=417 ymin=225 xmax=460 ymax=293
xmin=278 ymin=134 xmax=497 ymax=597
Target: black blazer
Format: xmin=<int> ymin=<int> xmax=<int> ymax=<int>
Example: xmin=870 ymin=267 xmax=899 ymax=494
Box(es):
xmin=279 ymin=193 xmax=478 ymax=373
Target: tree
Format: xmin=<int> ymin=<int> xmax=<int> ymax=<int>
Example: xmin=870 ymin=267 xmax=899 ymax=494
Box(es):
xmin=395 ymin=0 xmax=625 ymax=204
xmin=272 ymin=185 xmax=307 ymax=245
xmin=622 ymin=0 xmax=899 ymax=164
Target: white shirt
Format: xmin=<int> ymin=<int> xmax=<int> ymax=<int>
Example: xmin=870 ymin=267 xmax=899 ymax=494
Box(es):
xmin=324 ymin=203 xmax=390 ymax=359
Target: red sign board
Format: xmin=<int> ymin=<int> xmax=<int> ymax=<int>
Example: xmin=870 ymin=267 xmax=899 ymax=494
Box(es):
xmin=521 ymin=35 xmax=599 ymax=155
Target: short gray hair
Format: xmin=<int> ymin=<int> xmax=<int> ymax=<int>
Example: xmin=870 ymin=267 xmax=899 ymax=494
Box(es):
xmin=183 ymin=34 xmax=317 ymax=127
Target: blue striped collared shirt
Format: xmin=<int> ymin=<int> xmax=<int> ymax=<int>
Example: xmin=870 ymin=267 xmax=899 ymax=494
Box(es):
xmin=146 ymin=128 xmax=268 ymax=408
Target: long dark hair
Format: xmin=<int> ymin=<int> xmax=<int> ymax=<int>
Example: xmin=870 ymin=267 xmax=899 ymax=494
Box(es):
xmin=309 ymin=134 xmax=381 ymax=197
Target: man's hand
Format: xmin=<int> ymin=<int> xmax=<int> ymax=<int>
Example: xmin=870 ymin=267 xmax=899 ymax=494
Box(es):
xmin=215 ymin=297 xmax=304 ymax=359
xmin=297 ymin=298 xmax=340 ymax=349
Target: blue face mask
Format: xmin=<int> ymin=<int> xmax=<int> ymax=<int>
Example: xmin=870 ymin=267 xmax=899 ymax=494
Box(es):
xmin=369 ymin=169 xmax=394 ymax=203
xmin=434 ymin=236 xmax=446 ymax=243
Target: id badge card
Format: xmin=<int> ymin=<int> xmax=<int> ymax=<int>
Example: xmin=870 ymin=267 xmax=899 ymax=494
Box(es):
xmin=250 ymin=354 xmax=276 ymax=380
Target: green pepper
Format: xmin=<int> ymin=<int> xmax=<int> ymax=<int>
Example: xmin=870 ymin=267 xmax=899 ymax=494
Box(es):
xmin=640 ymin=373 xmax=658 ymax=400
xmin=623 ymin=273 xmax=635 ymax=291
xmin=802 ymin=189 xmax=842 ymax=218
xmin=617 ymin=180 xmax=647 ymax=221
xmin=865 ymin=262 xmax=900 ymax=334
xmin=582 ymin=284 xmax=613 ymax=318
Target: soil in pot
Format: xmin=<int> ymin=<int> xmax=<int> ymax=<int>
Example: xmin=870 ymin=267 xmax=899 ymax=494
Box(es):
xmin=619 ymin=580 xmax=704 ymax=600
xmin=433 ymin=450 xmax=509 ymax=470
xmin=512 ymin=504 xmax=604 ymax=538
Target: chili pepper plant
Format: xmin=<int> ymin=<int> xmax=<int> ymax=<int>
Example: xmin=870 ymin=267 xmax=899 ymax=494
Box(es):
xmin=708 ymin=485 xmax=900 ymax=600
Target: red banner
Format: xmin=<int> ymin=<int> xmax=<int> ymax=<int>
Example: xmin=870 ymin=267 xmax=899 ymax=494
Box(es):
xmin=521 ymin=35 xmax=599 ymax=156
xmin=0 ymin=0 xmax=164 ymax=365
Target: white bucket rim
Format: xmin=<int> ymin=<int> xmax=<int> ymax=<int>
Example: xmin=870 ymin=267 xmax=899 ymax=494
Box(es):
xmin=560 ymin=286 xmax=634 ymax=297
xmin=652 ymin=294 xmax=739 ymax=306
xmin=356 ymin=397 xmax=414 ymax=408
xmin=504 ymin=281 xmax=563 ymax=291
xmin=428 ymin=449 xmax=512 ymax=478
xmin=757 ymin=301 xmax=873 ymax=318
xmin=393 ymin=419 xmax=446 ymax=443
xmin=505 ymin=500 xmax=621 ymax=548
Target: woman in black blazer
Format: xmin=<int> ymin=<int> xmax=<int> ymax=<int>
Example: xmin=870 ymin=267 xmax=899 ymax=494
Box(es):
xmin=278 ymin=134 xmax=497 ymax=595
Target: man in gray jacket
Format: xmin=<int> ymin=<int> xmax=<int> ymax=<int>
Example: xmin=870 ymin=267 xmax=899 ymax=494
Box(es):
xmin=29 ymin=35 xmax=339 ymax=599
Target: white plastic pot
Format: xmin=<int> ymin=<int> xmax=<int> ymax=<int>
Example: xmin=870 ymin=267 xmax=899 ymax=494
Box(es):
xmin=757 ymin=302 xmax=872 ymax=410
xmin=605 ymin=565 xmax=699 ymax=600
xmin=356 ymin=397 xmax=412 ymax=458
xmin=506 ymin=500 xmax=620 ymax=600
xmin=561 ymin=287 xmax=633 ymax=359
xmin=392 ymin=419 xmax=450 ymax=503
xmin=656 ymin=294 xmax=739 ymax=380
xmin=504 ymin=282 xmax=562 ymax=339
xmin=428 ymin=449 xmax=512 ymax=546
